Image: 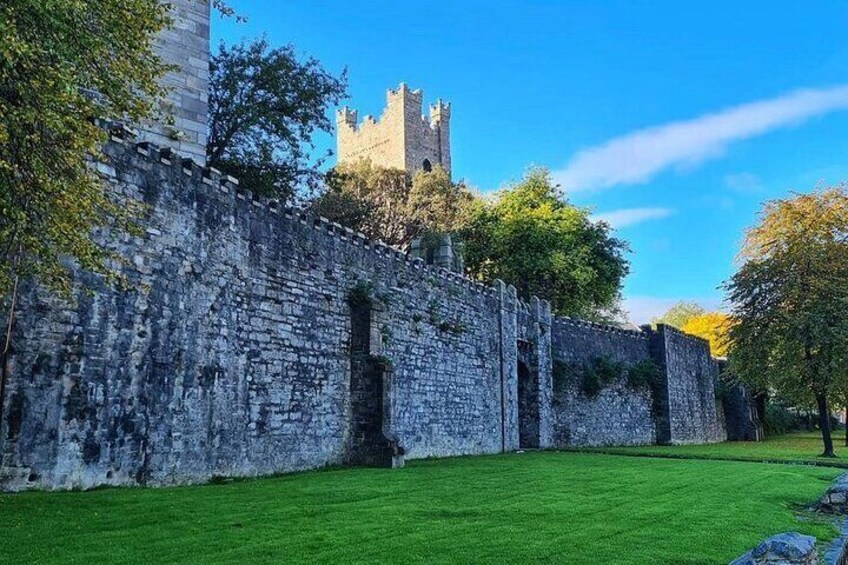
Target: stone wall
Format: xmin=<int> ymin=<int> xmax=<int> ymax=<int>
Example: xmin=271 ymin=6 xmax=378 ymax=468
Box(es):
xmin=0 ymin=137 xmax=503 ymax=491
xmin=515 ymin=300 xmax=553 ymax=449
xmin=0 ymin=137 xmax=731 ymax=492
xmin=723 ymin=384 xmax=764 ymax=442
xmin=650 ymin=325 xmax=727 ymax=444
xmin=549 ymin=318 xmax=657 ymax=447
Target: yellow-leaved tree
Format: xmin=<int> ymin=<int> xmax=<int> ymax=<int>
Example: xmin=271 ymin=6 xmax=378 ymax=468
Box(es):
xmin=681 ymin=312 xmax=732 ymax=357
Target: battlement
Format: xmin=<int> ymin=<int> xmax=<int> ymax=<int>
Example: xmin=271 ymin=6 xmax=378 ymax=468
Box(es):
xmin=643 ymin=323 xmax=713 ymax=349
xmin=429 ymin=100 xmax=451 ymax=124
xmin=336 ymin=83 xmax=452 ymax=175
xmin=553 ymin=315 xmax=650 ymax=339
xmin=98 ymin=124 xmax=491 ymax=299
xmin=336 ymin=107 xmax=358 ymax=129
xmin=388 ymin=82 xmax=423 ymax=101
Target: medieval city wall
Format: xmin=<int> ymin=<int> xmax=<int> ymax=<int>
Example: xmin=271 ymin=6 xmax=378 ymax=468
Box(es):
xmin=651 ymin=325 xmax=727 ymax=444
xmin=0 ymin=137 xmax=507 ymax=491
xmin=0 ymin=137 xmax=731 ymax=491
xmin=549 ymin=318 xmax=657 ymax=447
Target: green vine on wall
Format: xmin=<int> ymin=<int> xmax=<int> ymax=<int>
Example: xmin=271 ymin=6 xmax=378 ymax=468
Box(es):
xmin=346 ymin=281 xmax=374 ymax=308
xmin=553 ymin=356 xmax=662 ymax=405
xmin=368 ymin=354 xmax=393 ymax=371
xmin=426 ymin=299 xmax=466 ymax=335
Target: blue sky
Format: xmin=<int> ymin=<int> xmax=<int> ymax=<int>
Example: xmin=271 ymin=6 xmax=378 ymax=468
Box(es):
xmin=213 ymin=1 xmax=848 ymax=323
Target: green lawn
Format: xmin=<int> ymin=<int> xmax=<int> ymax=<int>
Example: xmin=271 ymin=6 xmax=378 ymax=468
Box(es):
xmin=571 ymin=432 xmax=848 ymax=466
xmin=0 ymin=451 xmax=841 ymax=564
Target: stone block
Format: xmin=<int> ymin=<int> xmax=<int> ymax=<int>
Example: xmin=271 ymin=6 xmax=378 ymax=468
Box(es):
xmin=815 ymin=474 xmax=848 ymax=513
xmin=730 ymin=533 xmax=818 ymax=565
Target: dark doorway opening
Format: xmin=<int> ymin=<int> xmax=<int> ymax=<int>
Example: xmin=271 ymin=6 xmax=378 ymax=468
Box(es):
xmin=518 ymin=355 xmax=540 ymax=449
xmin=422 ymin=159 xmax=432 ymax=172
xmin=347 ymin=298 xmax=404 ymax=467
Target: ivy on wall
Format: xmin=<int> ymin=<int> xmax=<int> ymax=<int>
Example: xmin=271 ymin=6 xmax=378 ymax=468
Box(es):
xmin=553 ymin=356 xmax=662 ymax=405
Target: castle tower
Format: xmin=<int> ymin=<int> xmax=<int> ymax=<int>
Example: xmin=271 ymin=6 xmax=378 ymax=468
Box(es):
xmin=137 ymin=0 xmax=211 ymax=165
xmin=336 ymin=83 xmax=452 ymax=175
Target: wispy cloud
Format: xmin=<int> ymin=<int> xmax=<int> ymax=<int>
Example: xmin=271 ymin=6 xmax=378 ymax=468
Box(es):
xmin=724 ymin=172 xmax=765 ymax=194
xmin=553 ymin=85 xmax=848 ymax=192
xmin=593 ymin=207 xmax=673 ymax=228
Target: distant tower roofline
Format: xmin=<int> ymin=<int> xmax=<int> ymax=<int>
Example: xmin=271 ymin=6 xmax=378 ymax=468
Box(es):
xmin=336 ymin=82 xmax=451 ymax=176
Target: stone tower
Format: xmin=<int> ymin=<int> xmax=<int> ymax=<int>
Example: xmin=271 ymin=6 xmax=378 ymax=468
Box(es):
xmin=137 ymin=0 xmax=211 ymax=165
xmin=336 ymin=83 xmax=451 ymax=175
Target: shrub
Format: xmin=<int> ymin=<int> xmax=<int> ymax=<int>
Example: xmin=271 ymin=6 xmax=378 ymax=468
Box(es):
xmin=347 ymin=281 xmax=373 ymax=308
xmin=761 ymin=403 xmax=835 ymax=436
xmin=763 ymin=404 xmax=800 ymax=436
xmin=437 ymin=320 xmax=466 ymax=335
xmin=368 ymin=354 xmax=393 ymax=371
xmin=626 ymin=360 xmax=660 ymax=391
xmin=581 ymin=356 xmax=622 ymax=398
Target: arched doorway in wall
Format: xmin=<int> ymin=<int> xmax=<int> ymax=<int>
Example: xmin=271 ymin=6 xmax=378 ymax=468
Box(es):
xmin=422 ymin=158 xmax=432 ymax=172
xmin=517 ymin=347 xmax=540 ymax=449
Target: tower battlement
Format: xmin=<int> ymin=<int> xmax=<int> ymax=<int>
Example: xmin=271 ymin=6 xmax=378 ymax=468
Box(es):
xmin=336 ymin=83 xmax=451 ymax=175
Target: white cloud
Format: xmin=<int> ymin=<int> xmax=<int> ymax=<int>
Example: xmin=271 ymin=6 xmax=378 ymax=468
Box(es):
xmin=623 ymin=295 xmax=724 ymax=326
xmin=593 ymin=207 xmax=673 ymax=228
xmin=724 ymin=172 xmax=765 ymax=194
xmin=553 ymin=85 xmax=848 ymax=192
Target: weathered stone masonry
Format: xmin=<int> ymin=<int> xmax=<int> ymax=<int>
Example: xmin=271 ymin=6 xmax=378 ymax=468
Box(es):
xmin=650 ymin=325 xmax=727 ymax=444
xmin=0 ymin=138 xmax=734 ymax=492
xmin=0 ymin=0 xmax=756 ymax=492
xmin=549 ymin=319 xmax=657 ymax=448
xmin=0 ymin=135 xmax=510 ymax=490
xmin=337 ymin=84 xmax=451 ymax=175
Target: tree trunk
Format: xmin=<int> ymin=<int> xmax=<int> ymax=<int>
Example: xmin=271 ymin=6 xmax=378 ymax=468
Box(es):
xmin=816 ymin=391 xmax=836 ymax=457
xmin=844 ymin=393 xmax=848 ymax=447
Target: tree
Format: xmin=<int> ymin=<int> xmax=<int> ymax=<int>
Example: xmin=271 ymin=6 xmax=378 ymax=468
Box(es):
xmin=680 ymin=312 xmax=731 ymax=357
xmin=207 ymin=37 xmax=348 ymax=200
xmin=0 ymin=0 xmax=178 ymax=428
xmin=461 ymin=168 xmax=629 ymax=319
xmin=651 ymin=302 xmax=705 ymax=329
xmin=312 ymin=160 xmax=474 ymax=249
xmin=726 ymin=186 xmax=848 ymax=457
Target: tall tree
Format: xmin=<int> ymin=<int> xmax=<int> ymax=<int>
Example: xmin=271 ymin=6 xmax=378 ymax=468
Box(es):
xmin=726 ymin=187 xmax=848 ymax=457
xmin=312 ymin=160 xmax=474 ymax=249
xmin=207 ymin=37 xmax=348 ymax=200
xmin=461 ymin=168 xmax=629 ymax=319
xmin=0 ymin=0 xmax=176 ymax=425
xmin=651 ymin=302 xmax=706 ymax=329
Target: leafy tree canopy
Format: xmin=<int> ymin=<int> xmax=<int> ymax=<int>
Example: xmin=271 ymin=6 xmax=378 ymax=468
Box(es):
xmin=461 ymin=168 xmax=629 ymax=319
xmin=208 ymin=37 xmax=348 ymax=200
xmin=311 ymin=160 xmax=475 ymax=249
xmin=0 ymin=0 xmax=172 ymax=297
xmin=680 ymin=312 xmax=731 ymax=357
xmin=726 ymin=186 xmax=848 ymax=456
xmin=651 ymin=302 xmax=705 ymax=329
